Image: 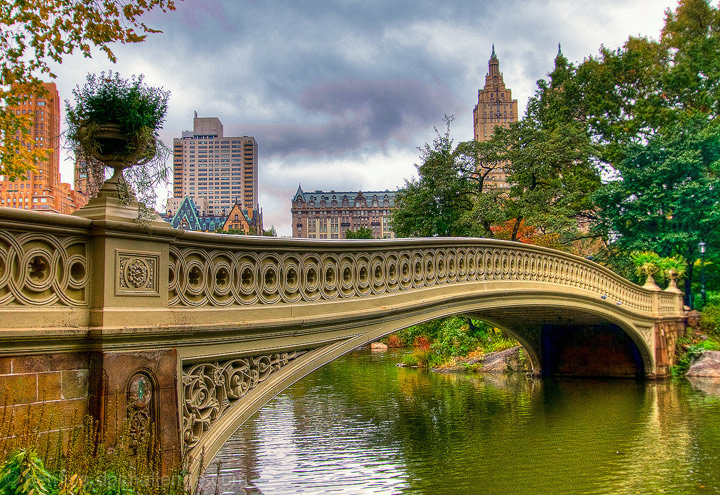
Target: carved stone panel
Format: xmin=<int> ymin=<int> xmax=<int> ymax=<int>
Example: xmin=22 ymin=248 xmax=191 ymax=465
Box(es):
xmin=182 ymin=350 xmax=305 ymax=450
xmin=127 ymin=372 xmax=155 ymax=452
xmin=116 ymin=250 xmax=159 ymax=296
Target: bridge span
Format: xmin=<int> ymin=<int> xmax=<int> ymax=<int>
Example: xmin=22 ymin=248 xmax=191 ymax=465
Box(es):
xmin=0 ymin=191 xmax=686 ymax=481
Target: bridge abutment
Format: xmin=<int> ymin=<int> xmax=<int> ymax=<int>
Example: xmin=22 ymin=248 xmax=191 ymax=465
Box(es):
xmin=89 ymin=349 xmax=182 ymax=475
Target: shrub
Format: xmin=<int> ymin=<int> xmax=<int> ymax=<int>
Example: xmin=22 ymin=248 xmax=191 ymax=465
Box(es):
xmin=699 ymin=303 xmax=720 ymax=336
xmin=0 ymin=448 xmax=57 ymax=495
xmin=431 ymin=318 xmax=480 ymax=361
xmin=401 ymin=348 xmax=432 ymax=367
xmin=386 ymin=334 xmax=404 ymax=348
xmin=413 ymin=335 xmax=431 ymax=350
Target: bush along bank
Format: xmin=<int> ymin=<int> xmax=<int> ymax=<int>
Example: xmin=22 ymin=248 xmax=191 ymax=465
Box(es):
xmin=389 ymin=317 xmax=529 ymax=373
xmin=672 ymin=304 xmax=720 ymax=377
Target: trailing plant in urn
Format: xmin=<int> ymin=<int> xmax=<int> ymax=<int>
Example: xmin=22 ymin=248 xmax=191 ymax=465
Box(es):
xmin=66 ymin=71 xmax=171 ymax=210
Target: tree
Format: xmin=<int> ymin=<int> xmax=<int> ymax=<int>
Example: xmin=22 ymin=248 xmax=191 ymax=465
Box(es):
xmin=345 ymin=226 xmax=373 ymax=239
xmin=566 ymin=0 xmax=720 ymax=301
xmin=593 ymin=117 xmax=720 ymax=303
xmin=391 ymin=118 xmax=504 ymax=238
xmin=393 ymin=51 xmax=601 ymax=248
xmin=1 ymin=0 xmax=176 ymax=179
xmin=494 ymin=118 xmax=600 ymax=247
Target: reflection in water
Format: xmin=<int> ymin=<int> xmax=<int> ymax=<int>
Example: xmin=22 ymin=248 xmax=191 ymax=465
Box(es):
xmin=202 ymin=350 xmax=720 ymax=494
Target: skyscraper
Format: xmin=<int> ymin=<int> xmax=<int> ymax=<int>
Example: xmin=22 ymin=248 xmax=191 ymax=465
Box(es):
xmin=473 ymin=46 xmax=519 ymax=188
xmin=0 ymin=82 xmax=85 ymax=214
xmin=173 ymin=113 xmax=259 ymax=216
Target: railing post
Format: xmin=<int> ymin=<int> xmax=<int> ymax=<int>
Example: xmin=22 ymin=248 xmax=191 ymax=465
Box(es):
xmin=72 ymin=184 xmax=181 ymax=474
xmin=643 ymin=274 xmax=661 ymax=316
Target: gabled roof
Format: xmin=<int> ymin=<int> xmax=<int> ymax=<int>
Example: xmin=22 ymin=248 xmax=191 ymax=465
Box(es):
xmin=165 ymin=196 xmax=226 ymax=231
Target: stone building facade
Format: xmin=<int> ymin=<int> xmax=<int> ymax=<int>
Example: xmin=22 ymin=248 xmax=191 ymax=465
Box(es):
xmin=291 ymin=186 xmax=396 ymax=239
xmin=172 ymin=113 xmax=259 ymax=216
xmin=0 ymin=82 xmax=85 ymax=214
xmin=473 ymin=46 xmax=519 ymax=189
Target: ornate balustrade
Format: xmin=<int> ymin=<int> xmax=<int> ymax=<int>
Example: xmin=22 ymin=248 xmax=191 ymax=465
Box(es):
xmin=168 ymin=230 xmax=679 ymax=317
xmin=0 ymin=209 xmax=91 ymax=309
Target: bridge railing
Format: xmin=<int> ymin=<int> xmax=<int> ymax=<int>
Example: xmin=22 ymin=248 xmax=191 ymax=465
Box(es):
xmin=0 ymin=205 xmax=685 ymax=331
xmin=168 ymin=228 xmax=684 ymax=317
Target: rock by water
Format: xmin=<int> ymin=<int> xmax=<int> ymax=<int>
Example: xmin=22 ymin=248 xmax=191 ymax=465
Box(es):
xmin=435 ymin=346 xmax=527 ymax=374
xmin=687 ymin=351 xmax=720 ymax=378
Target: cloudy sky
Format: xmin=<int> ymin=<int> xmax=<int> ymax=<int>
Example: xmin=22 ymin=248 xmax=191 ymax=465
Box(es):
xmin=52 ymin=0 xmax=676 ymax=235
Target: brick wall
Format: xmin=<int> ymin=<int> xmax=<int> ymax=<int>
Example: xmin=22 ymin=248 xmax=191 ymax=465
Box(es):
xmin=0 ymin=352 xmax=90 ymax=452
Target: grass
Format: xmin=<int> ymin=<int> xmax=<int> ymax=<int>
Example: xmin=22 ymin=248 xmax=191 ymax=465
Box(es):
xmin=0 ymin=406 xmax=187 ymax=495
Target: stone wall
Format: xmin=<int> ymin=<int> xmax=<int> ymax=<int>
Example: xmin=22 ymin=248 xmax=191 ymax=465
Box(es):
xmin=654 ymin=318 xmax=688 ymax=376
xmin=0 ymin=352 xmax=89 ymax=452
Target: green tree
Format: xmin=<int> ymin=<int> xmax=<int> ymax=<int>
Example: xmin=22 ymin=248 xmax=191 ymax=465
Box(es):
xmin=391 ymin=118 xmax=504 ymax=238
xmin=496 ymin=47 xmax=600 ymax=247
xmin=1 ymin=0 xmax=176 ymax=179
xmin=345 ymin=226 xmax=374 ymax=239
xmin=593 ymin=117 xmax=720 ymax=303
xmin=495 ymin=119 xmax=599 ymax=246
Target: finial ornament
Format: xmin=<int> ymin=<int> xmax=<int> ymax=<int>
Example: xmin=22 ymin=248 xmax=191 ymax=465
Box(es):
xmin=491 ymin=44 xmax=496 ymax=58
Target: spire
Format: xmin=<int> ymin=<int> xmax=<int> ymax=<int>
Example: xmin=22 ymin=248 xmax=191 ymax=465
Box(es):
xmin=294 ymin=184 xmax=304 ymax=201
xmin=557 ymin=43 xmax=563 ymax=58
xmin=488 ymin=45 xmax=500 ymax=76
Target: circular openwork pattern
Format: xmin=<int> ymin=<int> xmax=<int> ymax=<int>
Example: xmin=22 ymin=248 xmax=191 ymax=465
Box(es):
xmin=168 ymin=243 xmax=656 ymax=312
xmin=0 ymin=231 xmax=87 ymax=306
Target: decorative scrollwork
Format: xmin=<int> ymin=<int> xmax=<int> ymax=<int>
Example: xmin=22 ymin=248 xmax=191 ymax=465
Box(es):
xmin=127 ymin=373 xmax=154 ymax=452
xmin=168 ymin=241 xmax=660 ymax=314
xmin=0 ymin=231 xmax=87 ymax=306
xmin=182 ymin=351 xmax=306 ymax=450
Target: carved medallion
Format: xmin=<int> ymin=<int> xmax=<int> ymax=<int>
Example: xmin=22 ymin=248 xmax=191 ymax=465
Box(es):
xmin=116 ymin=250 xmax=159 ymax=296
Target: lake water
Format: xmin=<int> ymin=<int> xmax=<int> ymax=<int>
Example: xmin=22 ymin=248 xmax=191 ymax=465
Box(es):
xmin=200 ymin=349 xmax=720 ymax=494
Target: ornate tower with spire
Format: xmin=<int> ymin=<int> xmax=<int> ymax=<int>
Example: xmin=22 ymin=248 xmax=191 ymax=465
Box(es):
xmin=473 ymin=45 xmax=518 ymax=142
xmin=472 ymin=46 xmax=519 ymax=188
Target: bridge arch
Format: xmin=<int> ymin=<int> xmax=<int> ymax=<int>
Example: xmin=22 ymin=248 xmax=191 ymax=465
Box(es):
xmin=184 ymin=290 xmax=657 ymax=480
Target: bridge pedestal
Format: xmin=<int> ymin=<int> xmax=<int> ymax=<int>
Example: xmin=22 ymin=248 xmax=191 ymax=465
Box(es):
xmin=90 ymin=349 xmax=182 ymax=475
xmin=653 ymin=318 xmax=688 ymax=377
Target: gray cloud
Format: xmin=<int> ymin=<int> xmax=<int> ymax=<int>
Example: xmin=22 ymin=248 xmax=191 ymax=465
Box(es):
xmin=54 ymin=0 xmax=676 ymax=235
xmin=226 ymin=79 xmax=456 ymax=159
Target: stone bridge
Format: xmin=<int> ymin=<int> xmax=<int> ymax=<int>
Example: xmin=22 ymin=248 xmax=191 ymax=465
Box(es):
xmin=0 ymin=191 xmax=686 ymax=482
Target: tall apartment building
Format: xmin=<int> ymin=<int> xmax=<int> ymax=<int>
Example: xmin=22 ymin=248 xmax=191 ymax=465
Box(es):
xmin=473 ymin=46 xmax=519 ymax=189
xmin=291 ymin=186 xmax=396 ymax=239
xmin=0 ymin=82 xmax=85 ymax=214
xmin=173 ymin=113 xmax=259 ymax=216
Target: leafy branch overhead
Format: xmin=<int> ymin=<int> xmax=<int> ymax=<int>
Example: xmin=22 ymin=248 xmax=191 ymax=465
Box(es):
xmin=0 ymin=0 xmax=176 ymax=179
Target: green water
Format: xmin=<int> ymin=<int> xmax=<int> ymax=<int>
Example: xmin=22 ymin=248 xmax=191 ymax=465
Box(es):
xmin=202 ymin=349 xmax=720 ymax=494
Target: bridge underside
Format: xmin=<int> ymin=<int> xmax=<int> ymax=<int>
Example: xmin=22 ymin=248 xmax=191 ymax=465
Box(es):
xmin=472 ymin=307 xmax=648 ymax=378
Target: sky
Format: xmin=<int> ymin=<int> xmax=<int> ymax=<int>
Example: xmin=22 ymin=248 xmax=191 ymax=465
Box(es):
xmin=51 ymin=0 xmax=677 ymax=236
